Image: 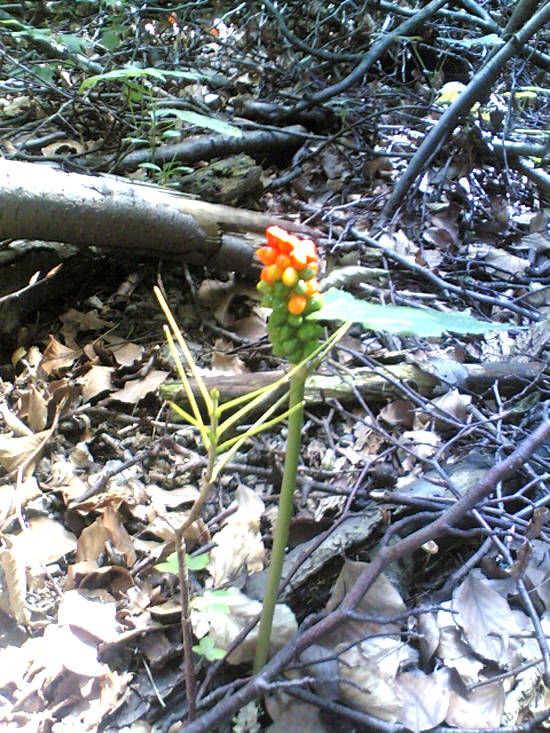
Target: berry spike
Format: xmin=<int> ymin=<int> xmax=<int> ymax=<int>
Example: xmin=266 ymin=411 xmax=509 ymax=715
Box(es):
xmin=257 ymin=227 xmax=323 ymax=364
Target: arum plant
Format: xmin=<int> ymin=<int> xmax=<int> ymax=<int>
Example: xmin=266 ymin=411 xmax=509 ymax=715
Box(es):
xmin=156 ymin=224 xmax=517 ymax=699
xmin=154 ymin=283 xmax=348 ymax=718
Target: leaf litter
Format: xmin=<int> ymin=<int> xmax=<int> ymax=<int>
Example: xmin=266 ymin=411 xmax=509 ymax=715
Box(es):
xmin=1 ymin=2 xmax=550 ymax=731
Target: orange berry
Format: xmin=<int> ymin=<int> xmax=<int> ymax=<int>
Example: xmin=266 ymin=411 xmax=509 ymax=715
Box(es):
xmin=275 ymin=254 xmax=291 ymax=270
xmin=289 ymin=243 xmax=308 ymax=269
xmin=305 ymin=277 xmax=320 ymax=296
xmin=278 ymin=233 xmax=298 ymax=255
xmin=282 ymin=267 xmax=299 ymax=287
xmin=257 ymin=246 xmax=278 ymax=266
xmin=287 ymin=294 xmax=307 ymax=315
xmin=261 ymin=264 xmax=283 ymax=282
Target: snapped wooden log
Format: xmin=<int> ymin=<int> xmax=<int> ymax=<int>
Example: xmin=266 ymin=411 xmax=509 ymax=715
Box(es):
xmin=0 ymin=158 xmax=313 ymax=276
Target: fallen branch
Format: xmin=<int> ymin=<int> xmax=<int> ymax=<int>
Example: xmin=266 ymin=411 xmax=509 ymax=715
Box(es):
xmin=114 ymin=124 xmax=307 ymax=172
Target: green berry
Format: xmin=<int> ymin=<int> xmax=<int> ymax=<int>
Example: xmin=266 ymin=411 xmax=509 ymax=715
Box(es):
xmin=282 ymin=338 xmax=299 ymax=356
xmin=257 ymin=280 xmax=272 ymax=294
xmin=298 ymin=266 xmax=315 ymax=280
xmin=292 ymin=280 xmax=307 ymax=296
xmin=278 ymin=324 xmax=294 ymax=341
xmin=286 ymin=314 xmax=303 ymax=328
xmin=270 ymin=307 xmax=288 ymax=327
xmin=273 ymin=281 xmax=291 ymax=299
xmin=288 ymin=349 xmax=303 ymax=364
xmin=303 ymin=339 xmax=319 ymax=357
xmin=303 ymin=294 xmax=323 ymax=315
xmin=297 ymin=324 xmax=316 ymax=342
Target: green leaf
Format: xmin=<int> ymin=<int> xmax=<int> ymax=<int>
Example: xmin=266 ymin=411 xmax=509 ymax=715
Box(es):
xmin=155 ymin=551 xmax=209 ymax=575
xmin=99 ymin=29 xmax=122 ymax=51
xmin=156 ymin=108 xmax=242 ymax=137
xmin=155 ymin=552 xmax=179 ymax=575
xmin=436 ymin=81 xmax=466 ymax=105
xmin=309 ymin=288 xmax=518 ymax=337
xmin=191 ymin=588 xmax=234 ymax=613
xmin=187 ymin=552 xmax=210 ymax=572
xmin=79 ymin=67 xmax=210 ymax=93
xmin=193 ymin=635 xmax=226 ymax=661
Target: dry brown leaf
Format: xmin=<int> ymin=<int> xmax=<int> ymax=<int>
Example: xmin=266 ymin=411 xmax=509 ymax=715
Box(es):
xmin=0 ymin=430 xmax=50 ymax=474
xmin=323 ymin=561 xmax=406 ymax=646
xmin=101 ymin=505 xmax=137 ymax=567
xmin=197 ymin=278 xmax=233 ymax=308
xmin=81 ymin=364 xmax=114 ymax=402
xmin=432 ymin=389 xmax=472 ymax=428
xmin=59 ymin=307 xmax=111 ymax=334
xmin=76 ymin=520 xmax=110 ymax=563
xmin=395 ymin=669 xmax=450 ymax=732
xmin=40 ymin=335 xmax=81 ymax=375
xmin=266 ymin=692 xmax=331 ymax=733
xmin=57 ymin=589 xmax=120 ymax=643
xmin=211 ymin=351 xmax=249 ymax=375
xmin=0 ymin=539 xmax=29 ymax=624
xmin=338 ymin=644 xmax=402 ymax=722
xmin=109 ymin=370 xmax=168 ymax=404
xmin=11 ymin=516 xmax=77 ymax=577
xmin=207 ymin=485 xmax=265 ymax=586
xmin=453 ymin=572 xmax=522 ymax=666
xmin=446 ymin=681 xmax=505 ymax=728
xmin=379 ymin=399 xmax=415 ymax=427
xmin=0 ymin=402 xmax=34 ymax=437
xmin=437 ymin=625 xmax=484 ymax=682
xmin=484 ymin=247 xmax=529 ymax=277
xmin=110 ymin=341 xmax=144 ymax=366
xmin=233 ymin=313 xmax=267 ymax=341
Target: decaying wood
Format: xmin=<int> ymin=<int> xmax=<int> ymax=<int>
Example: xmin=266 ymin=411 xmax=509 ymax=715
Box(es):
xmin=160 ymin=361 xmax=544 ymax=410
xmin=0 ymin=159 xmax=314 ymax=275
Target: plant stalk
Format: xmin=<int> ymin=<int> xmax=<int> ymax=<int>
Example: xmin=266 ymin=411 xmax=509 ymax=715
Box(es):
xmin=253 ymin=370 xmax=305 ymax=672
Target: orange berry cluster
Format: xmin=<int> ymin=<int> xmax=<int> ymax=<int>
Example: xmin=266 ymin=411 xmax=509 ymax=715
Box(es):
xmin=257 ymin=226 xmax=323 ymax=363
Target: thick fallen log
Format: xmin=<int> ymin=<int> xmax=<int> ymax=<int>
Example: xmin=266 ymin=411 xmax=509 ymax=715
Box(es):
xmin=0 ymin=159 xmax=312 ymax=276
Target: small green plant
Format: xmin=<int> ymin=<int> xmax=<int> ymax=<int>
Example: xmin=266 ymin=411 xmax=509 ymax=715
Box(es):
xmin=155 ymin=552 xmax=227 ymax=662
xmin=156 ymin=551 xmax=209 ymax=575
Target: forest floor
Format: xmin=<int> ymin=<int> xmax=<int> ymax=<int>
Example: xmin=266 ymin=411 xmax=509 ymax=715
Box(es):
xmin=1 ymin=2 xmax=550 ymax=732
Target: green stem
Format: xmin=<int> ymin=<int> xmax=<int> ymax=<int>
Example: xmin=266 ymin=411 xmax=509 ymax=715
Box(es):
xmin=253 ymin=370 xmax=305 ymax=673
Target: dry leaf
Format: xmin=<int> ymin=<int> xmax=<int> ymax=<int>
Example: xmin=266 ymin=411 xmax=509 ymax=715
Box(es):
xmin=191 ymin=588 xmax=296 ymax=664
xmin=207 ymin=485 xmax=265 ymax=586
xmin=0 ymin=539 xmax=29 ymax=624
xmin=395 ymin=669 xmax=450 ymax=732
xmin=40 ymin=335 xmax=81 ymax=375
xmin=109 ymin=370 xmax=168 ymax=404
xmin=379 ymin=399 xmax=415 ymax=427
xmin=0 ymin=430 xmax=50 ymax=474
xmin=57 ymin=589 xmax=120 ymax=643
xmin=81 ymin=365 xmax=114 ymax=402
xmin=446 ymin=681 xmax=505 ymax=728
xmin=453 ymin=572 xmax=522 ymax=665
xmin=11 ymin=517 xmax=77 ymax=577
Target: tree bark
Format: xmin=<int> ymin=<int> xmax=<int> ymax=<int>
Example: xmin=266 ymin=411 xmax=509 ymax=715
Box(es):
xmin=0 ymin=159 xmax=311 ymax=274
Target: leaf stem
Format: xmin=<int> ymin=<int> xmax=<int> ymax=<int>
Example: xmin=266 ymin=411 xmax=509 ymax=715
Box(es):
xmin=253 ymin=370 xmax=305 ymax=673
